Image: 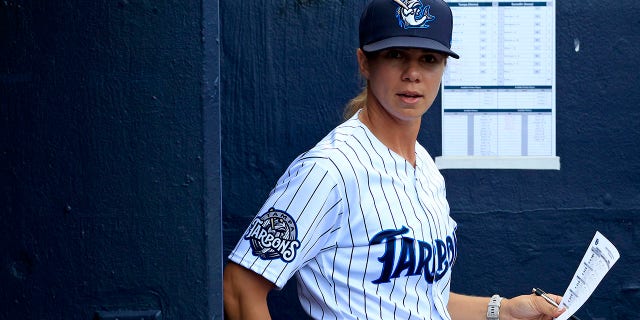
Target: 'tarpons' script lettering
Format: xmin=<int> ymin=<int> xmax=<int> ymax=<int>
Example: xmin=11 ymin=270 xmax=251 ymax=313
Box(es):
xmin=369 ymin=226 xmax=457 ymax=284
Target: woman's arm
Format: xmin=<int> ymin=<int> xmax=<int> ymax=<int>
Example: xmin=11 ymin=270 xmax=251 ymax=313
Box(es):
xmin=448 ymin=293 xmax=491 ymax=320
xmin=223 ymin=262 xmax=275 ymax=320
xmin=448 ymin=291 xmax=565 ymax=320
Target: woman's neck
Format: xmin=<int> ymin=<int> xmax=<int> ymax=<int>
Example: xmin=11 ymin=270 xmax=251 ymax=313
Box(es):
xmin=358 ymin=107 xmax=420 ymax=167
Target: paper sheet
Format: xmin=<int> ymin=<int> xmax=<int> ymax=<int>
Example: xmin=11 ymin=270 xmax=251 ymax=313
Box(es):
xmin=438 ymin=1 xmax=559 ymax=169
xmin=555 ymin=231 xmax=620 ymax=320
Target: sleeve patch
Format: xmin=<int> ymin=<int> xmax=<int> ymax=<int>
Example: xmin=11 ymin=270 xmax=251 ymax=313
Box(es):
xmin=244 ymin=208 xmax=301 ymax=262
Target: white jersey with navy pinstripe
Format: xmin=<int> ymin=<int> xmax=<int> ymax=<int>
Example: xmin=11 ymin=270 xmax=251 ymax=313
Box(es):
xmin=229 ymin=111 xmax=458 ymax=320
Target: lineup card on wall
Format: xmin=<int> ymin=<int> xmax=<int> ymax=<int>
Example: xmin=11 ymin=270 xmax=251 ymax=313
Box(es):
xmin=436 ymin=1 xmax=560 ymax=169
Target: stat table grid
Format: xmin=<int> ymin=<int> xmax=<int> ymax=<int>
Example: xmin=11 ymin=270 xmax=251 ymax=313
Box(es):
xmin=442 ymin=1 xmax=556 ymax=158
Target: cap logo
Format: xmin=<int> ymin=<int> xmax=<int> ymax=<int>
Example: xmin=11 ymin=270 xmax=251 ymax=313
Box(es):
xmin=393 ymin=0 xmax=435 ymax=29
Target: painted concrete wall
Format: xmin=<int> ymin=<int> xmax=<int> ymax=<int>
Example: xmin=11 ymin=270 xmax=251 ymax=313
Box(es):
xmin=221 ymin=0 xmax=640 ymax=319
xmin=2 ymin=0 xmax=222 ymax=319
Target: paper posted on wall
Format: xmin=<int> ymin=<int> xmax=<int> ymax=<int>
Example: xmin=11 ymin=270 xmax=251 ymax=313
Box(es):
xmin=555 ymin=231 xmax=620 ymax=320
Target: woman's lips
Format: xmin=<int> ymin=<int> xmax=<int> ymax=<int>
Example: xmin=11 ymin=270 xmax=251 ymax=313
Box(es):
xmin=398 ymin=91 xmax=422 ymax=104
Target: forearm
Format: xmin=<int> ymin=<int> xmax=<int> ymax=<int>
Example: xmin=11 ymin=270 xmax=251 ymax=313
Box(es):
xmin=448 ymin=292 xmax=492 ymax=320
xmin=449 ymin=291 xmax=565 ymax=320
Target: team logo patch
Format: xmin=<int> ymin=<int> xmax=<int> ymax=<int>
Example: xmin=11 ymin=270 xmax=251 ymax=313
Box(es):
xmin=244 ymin=208 xmax=301 ymax=262
xmin=393 ymin=0 xmax=435 ymax=29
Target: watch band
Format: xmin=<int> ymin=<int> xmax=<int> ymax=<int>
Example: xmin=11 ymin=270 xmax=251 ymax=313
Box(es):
xmin=486 ymin=294 xmax=503 ymax=320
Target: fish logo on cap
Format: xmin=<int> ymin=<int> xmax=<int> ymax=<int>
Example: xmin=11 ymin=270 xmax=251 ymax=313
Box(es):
xmin=393 ymin=0 xmax=435 ymax=29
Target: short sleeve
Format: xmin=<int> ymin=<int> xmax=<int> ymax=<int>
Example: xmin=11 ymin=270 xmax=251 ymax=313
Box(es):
xmin=228 ymin=156 xmax=343 ymax=289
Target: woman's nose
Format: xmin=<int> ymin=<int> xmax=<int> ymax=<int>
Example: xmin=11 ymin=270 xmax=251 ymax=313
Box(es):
xmin=402 ymin=62 xmax=421 ymax=82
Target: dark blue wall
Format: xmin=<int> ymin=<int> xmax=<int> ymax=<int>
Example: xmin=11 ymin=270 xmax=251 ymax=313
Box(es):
xmin=2 ymin=0 xmax=638 ymax=318
xmin=2 ymin=1 xmax=222 ymax=319
xmin=221 ymin=0 xmax=640 ymax=319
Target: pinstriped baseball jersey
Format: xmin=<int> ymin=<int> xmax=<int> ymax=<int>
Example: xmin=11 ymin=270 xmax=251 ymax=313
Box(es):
xmin=229 ymin=111 xmax=458 ymax=320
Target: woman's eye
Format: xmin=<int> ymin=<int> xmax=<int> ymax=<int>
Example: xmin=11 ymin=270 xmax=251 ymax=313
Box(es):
xmin=423 ymin=55 xmax=437 ymax=63
xmin=386 ymin=50 xmax=403 ymax=59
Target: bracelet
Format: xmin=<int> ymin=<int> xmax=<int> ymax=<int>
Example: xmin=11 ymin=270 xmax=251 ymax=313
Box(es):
xmin=486 ymin=294 xmax=503 ymax=320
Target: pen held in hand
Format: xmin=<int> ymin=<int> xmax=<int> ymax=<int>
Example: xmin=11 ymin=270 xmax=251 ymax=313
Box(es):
xmin=532 ymin=288 xmax=582 ymax=320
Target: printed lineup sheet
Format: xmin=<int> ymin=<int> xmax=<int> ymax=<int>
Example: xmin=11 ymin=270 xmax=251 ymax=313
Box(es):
xmin=556 ymin=232 xmax=620 ymax=320
xmin=436 ymin=1 xmax=560 ymax=169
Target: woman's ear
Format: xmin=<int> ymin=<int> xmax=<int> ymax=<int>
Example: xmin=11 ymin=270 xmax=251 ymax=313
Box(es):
xmin=356 ymin=49 xmax=370 ymax=79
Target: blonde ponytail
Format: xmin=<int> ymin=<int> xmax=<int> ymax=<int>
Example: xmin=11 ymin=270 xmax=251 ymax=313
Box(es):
xmin=344 ymin=87 xmax=367 ymax=120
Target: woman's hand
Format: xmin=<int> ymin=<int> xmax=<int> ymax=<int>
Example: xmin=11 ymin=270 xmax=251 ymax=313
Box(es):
xmin=500 ymin=293 xmax=565 ymax=320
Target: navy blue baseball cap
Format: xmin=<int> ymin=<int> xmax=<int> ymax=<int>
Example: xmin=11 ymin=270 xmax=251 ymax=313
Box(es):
xmin=359 ymin=0 xmax=459 ymax=59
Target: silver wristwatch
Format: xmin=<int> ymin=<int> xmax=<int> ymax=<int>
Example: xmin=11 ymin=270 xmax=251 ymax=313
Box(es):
xmin=486 ymin=294 xmax=503 ymax=320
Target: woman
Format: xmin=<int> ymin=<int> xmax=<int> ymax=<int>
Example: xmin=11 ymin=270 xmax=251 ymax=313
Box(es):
xmin=224 ymin=0 xmax=566 ymax=319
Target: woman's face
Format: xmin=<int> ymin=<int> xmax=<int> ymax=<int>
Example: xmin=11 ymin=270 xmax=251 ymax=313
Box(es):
xmin=358 ymin=47 xmax=447 ymax=123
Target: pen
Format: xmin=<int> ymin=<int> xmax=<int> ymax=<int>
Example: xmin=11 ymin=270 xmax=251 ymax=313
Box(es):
xmin=532 ymin=288 xmax=582 ymax=320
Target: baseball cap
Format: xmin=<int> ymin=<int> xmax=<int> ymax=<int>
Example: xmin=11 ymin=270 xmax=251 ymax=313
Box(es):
xmin=359 ymin=0 xmax=459 ymax=59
